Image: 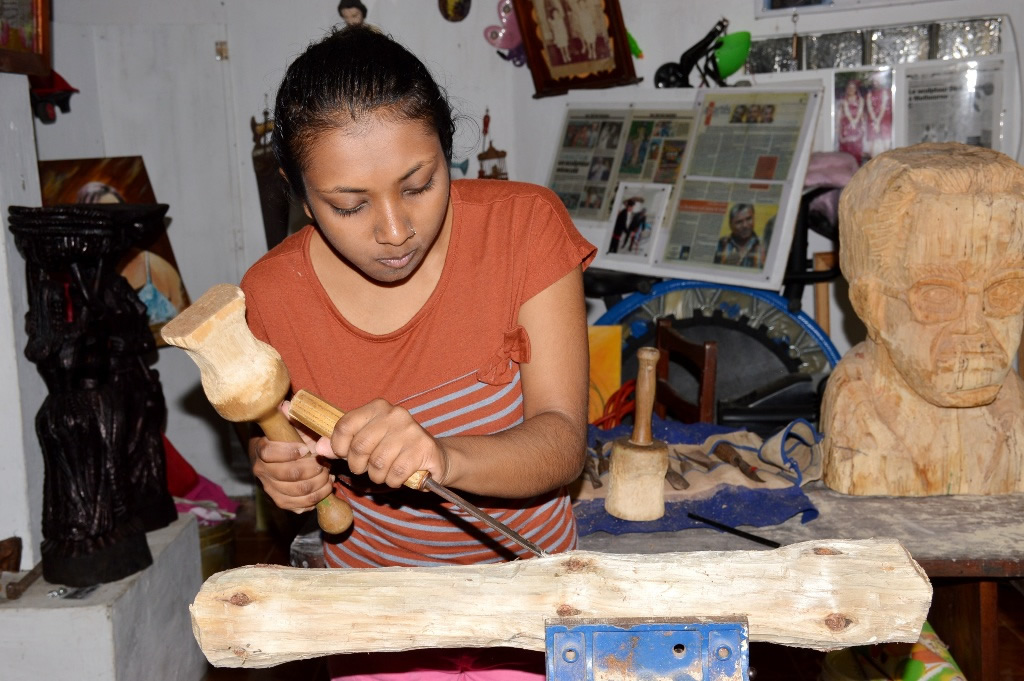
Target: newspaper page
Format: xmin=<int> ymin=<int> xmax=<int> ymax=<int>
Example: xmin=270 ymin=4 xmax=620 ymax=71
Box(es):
xmin=658 ymin=181 xmax=783 ymax=270
xmin=683 ymin=91 xmax=811 ymax=181
xmin=617 ymin=110 xmax=696 ymax=186
xmin=905 ymin=58 xmax=1005 ymax=151
xmin=656 ymin=91 xmax=812 ymax=280
xmin=548 ymin=108 xmax=630 ymax=221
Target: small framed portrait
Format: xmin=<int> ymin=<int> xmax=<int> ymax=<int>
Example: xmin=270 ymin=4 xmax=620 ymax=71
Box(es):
xmin=511 ymin=0 xmax=641 ymax=98
xmin=596 ymin=182 xmax=672 ymax=269
xmin=0 ymin=0 xmax=51 ymax=76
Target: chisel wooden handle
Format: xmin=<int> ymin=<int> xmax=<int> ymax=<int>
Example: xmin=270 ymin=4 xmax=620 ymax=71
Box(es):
xmin=289 ymin=390 xmax=431 ymax=490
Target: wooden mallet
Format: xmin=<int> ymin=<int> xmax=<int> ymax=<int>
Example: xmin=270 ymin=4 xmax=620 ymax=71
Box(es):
xmin=604 ymin=346 xmax=669 ymax=521
xmin=161 ymin=283 xmax=354 ymax=534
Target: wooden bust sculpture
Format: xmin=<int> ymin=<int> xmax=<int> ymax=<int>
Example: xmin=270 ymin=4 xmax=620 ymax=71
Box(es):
xmin=821 ymin=142 xmax=1024 ymax=496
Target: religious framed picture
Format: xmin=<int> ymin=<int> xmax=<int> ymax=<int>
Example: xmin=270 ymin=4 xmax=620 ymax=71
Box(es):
xmin=511 ymin=0 xmax=641 ymax=99
xmin=833 ymin=68 xmax=893 ymax=167
xmin=0 ymin=0 xmax=51 ymax=76
xmin=38 ymin=156 xmax=192 ymax=346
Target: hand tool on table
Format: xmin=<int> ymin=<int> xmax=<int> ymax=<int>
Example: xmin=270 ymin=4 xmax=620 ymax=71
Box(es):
xmin=711 ymin=441 xmax=765 ymax=483
xmin=287 ymin=389 xmax=547 ymax=558
xmin=160 ymin=284 xmax=354 ymax=534
xmin=604 ymin=347 xmax=670 ymax=521
xmin=665 ymin=458 xmax=691 ymax=490
xmin=5 ymin=562 xmax=43 ymax=600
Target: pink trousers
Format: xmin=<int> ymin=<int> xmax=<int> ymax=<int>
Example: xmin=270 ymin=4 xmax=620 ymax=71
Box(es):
xmin=329 ymin=648 xmax=545 ymax=681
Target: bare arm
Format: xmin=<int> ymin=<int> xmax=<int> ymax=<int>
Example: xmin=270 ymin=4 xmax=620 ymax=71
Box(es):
xmin=315 ymin=266 xmax=590 ymax=498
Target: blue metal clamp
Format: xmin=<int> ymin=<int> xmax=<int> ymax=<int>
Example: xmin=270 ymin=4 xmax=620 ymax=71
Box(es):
xmin=545 ymin=617 xmax=749 ymax=681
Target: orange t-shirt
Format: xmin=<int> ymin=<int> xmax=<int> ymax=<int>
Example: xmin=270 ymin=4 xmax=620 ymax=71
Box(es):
xmin=241 ymin=179 xmax=596 ymax=567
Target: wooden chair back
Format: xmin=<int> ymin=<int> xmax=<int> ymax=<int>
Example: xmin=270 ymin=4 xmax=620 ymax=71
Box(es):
xmin=654 ymin=317 xmax=718 ymax=424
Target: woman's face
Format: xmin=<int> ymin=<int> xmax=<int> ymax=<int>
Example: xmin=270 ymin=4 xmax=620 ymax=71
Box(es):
xmin=300 ymin=116 xmax=452 ymax=284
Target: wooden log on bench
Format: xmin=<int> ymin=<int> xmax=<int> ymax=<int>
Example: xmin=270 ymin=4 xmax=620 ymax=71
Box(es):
xmin=191 ymin=538 xmax=931 ymax=668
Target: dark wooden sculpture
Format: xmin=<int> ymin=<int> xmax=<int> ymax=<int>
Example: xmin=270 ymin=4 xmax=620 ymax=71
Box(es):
xmin=8 ymin=203 xmax=177 ymax=586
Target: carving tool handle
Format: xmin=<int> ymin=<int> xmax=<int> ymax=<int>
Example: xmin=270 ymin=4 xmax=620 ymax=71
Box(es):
xmin=289 ymin=390 xmax=431 ymax=490
xmin=255 ymin=410 xmax=354 ymax=534
xmin=630 ymin=347 xmax=660 ymax=447
xmin=290 ymin=390 xmax=545 ymax=557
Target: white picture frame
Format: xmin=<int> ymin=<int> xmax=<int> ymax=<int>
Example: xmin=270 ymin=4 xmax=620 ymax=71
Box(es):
xmin=593 ymin=183 xmax=672 ymax=271
xmin=755 ymin=0 xmax=944 ymax=19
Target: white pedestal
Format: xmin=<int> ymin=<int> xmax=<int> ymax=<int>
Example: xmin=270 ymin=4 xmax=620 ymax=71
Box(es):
xmin=0 ymin=514 xmax=207 ymax=681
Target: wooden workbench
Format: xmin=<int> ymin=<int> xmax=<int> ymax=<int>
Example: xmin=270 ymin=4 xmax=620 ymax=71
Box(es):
xmin=579 ymin=482 xmax=1024 ymax=681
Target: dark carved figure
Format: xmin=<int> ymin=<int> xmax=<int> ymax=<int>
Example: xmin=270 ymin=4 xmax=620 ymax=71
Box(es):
xmin=8 ymin=204 xmax=177 ymax=587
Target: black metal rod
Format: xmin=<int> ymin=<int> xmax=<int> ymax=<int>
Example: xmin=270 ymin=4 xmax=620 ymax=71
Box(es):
xmin=687 ymin=512 xmax=781 ymax=548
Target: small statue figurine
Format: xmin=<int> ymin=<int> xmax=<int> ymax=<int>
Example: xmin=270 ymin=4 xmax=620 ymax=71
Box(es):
xmin=338 ymin=0 xmax=367 ymax=26
xmin=821 ymin=142 xmax=1024 ymax=496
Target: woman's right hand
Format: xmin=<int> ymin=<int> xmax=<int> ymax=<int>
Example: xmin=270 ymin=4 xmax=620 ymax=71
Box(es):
xmin=249 ymin=434 xmax=335 ymax=514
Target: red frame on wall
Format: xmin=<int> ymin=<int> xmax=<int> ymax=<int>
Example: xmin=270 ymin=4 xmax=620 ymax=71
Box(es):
xmin=0 ymin=0 xmax=51 ymax=76
xmin=512 ymin=0 xmax=641 ymax=99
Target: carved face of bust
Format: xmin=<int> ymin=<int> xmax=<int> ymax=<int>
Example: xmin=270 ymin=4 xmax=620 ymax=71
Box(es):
xmin=871 ymin=193 xmax=1024 ymax=407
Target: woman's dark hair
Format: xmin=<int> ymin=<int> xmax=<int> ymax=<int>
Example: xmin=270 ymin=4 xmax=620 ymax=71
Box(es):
xmin=273 ymin=26 xmax=456 ymax=202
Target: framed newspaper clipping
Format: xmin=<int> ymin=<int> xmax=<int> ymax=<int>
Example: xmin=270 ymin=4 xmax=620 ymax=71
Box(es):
xmin=899 ymin=56 xmax=1011 ymax=153
xmin=651 ymin=87 xmax=823 ymax=290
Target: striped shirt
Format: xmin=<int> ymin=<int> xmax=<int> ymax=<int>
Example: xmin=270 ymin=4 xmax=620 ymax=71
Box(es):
xmin=241 ymin=179 xmax=596 ymax=568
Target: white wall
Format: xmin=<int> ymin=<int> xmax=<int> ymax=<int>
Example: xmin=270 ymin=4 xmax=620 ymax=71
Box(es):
xmin=4 ymin=0 xmax=1022 ymax=564
xmin=0 ymin=73 xmax=48 ymax=568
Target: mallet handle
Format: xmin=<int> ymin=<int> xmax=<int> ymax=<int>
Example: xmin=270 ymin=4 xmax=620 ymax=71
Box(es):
xmin=630 ymin=347 xmax=660 ymax=447
xmin=253 ymin=410 xmax=354 ymax=534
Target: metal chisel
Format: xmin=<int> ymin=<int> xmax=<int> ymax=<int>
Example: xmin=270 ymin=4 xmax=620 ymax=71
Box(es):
xmin=287 ymin=389 xmax=547 ymax=557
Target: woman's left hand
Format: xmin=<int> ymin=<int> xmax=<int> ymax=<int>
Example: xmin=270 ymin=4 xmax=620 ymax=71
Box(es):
xmin=313 ymin=398 xmax=449 ymax=489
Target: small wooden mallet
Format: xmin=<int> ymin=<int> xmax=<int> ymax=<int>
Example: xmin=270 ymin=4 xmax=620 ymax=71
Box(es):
xmin=161 ymin=283 xmax=354 ymax=534
xmin=604 ymin=346 xmax=669 ymax=521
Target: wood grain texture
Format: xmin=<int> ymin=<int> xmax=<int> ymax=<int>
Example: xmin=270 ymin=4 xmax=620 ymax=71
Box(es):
xmin=191 ymin=538 xmax=931 ymax=668
xmin=822 ymin=142 xmax=1024 ymax=496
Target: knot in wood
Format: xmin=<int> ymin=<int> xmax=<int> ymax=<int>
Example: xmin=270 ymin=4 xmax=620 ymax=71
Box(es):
xmin=228 ymin=592 xmax=252 ymax=606
xmin=824 ymin=613 xmax=854 ymax=631
xmin=563 ymin=556 xmax=593 ymax=573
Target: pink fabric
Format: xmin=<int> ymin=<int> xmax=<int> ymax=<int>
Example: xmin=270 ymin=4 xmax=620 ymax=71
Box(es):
xmin=182 ymin=476 xmax=240 ymax=513
xmin=804 ymin=151 xmax=859 ymax=225
xmin=329 ymin=649 xmax=544 ymax=681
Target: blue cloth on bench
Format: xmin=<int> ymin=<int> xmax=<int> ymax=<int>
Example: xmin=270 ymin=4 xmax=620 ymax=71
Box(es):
xmin=576 ymin=418 xmax=819 ymax=537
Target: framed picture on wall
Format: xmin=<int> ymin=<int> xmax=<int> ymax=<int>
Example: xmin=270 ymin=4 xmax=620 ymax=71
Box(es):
xmin=833 ymin=67 xmax=893 ymax=167
xmin=511 ymin=0 xmax=640 ymax=98
xmin=38 ymin=156 xmax=192 ymax=346
xmin=755 ymin=0 xmax=943 ymax=17
xmin=0 ymin=0 xmax=50 ymax=76
xmin=901 ymin=56 xmax=1008 ymax=152
xmin=595 ymin=182 xmax=672 ymax=269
